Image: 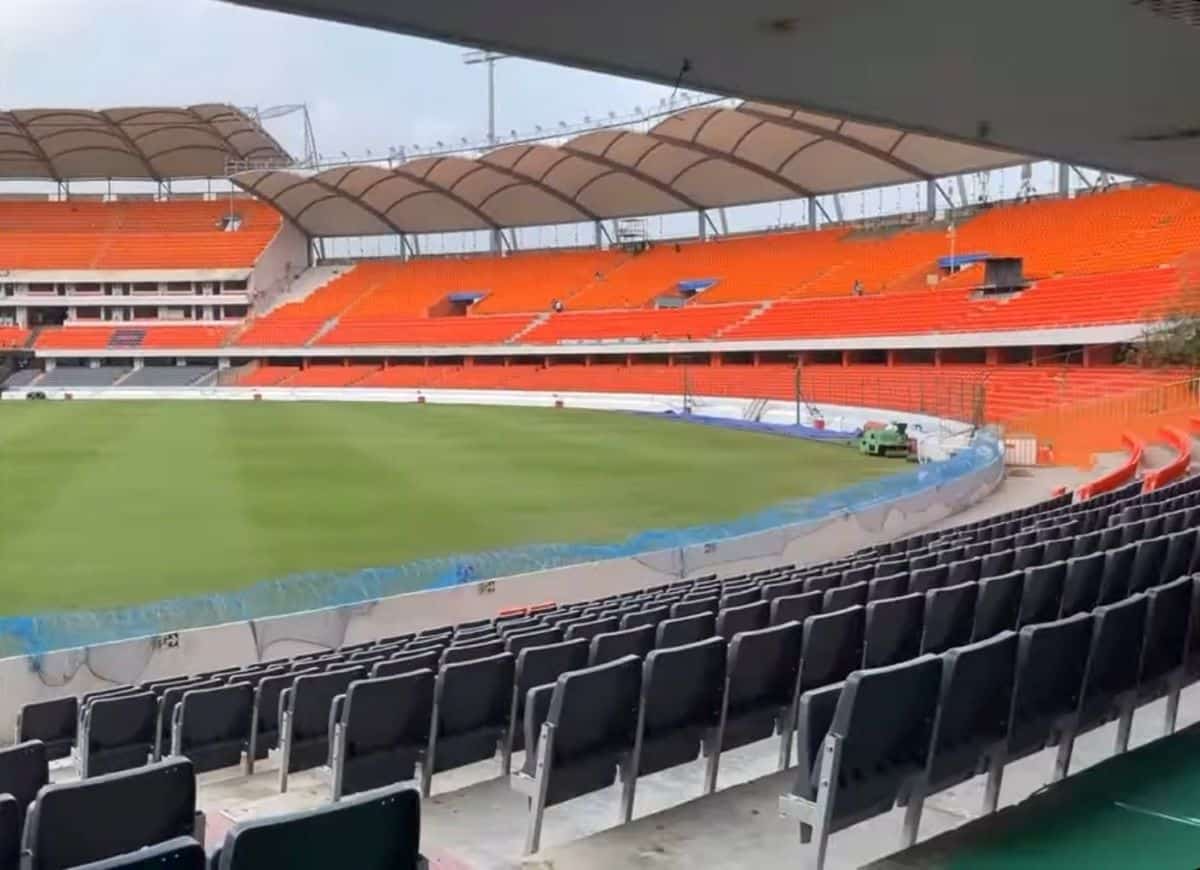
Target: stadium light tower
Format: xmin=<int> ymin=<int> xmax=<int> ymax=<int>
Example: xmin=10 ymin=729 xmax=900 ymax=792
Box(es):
xmin=462 ymin=50 xmax=508 ymax=146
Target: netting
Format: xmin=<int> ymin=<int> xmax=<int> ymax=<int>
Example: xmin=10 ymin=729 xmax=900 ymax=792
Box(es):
xmin=0 ymin=432 xmax=1002 ymax=657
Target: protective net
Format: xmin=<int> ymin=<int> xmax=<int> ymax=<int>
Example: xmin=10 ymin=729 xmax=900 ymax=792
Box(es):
xmin=0 ymin=432 xmax=1002 ymax=657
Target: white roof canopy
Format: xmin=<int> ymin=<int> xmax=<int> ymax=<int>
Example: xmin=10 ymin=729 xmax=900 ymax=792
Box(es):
xmin=236 ymin=101 xmax=1024 ymax=236
xmin=0 ymin=105 xmax=291 ymax=181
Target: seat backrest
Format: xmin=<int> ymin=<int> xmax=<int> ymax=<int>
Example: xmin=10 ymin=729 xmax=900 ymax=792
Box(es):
xmin=66 ymin=836 xmax=205 ymax=869
xmin=1097 ymin=542 xmax=1137 ymax=606
xmin=1129 ymin=535 xmax=1169 ymax=595
xmin=24 ymin=757 xmax=196 ymax=870
xmin=440 ymin=638 xmax=506 ymax=666
xmin=1009 ymin=613 xmax=1094 ymax=757
xmin=218 ymin=785 xmax=420 ymax=870
xmin=435 ymin=653 xmax=515 ymax=738
xmin=980 ymin=549 xmax=1014 ymax=580
xmin=820 ymin=656 xmax=942 ymax=825
xmin=372 ymin=650 xmax=440 ymax=679
xmin=0 ymin=740 xmax=47 ymax=828
xmin=862 ymin=593 xmax=924 ymax=669
xmin=1061 ymin=551 xmax=1105 ymax=617
xmin=720 ymin=588 xmax=760 ymax=609
xmin=16 ymin=699 xmax=77 ymax=760
xmin=1043 ymin=537 xmax=1072 ymax=564
xmin=1071 ymin=529 xmax=1101 ymax=559
xmin=843 ymin=564 xmax=874 ymax=586
xmin=655 ymin=613 xmax=715 ymax=649
xmin=291 ymin=670 xmax=361 ymax=740
xmin=920 ymin=581 xmax=977 ymax=655
xmin=504 ymin=627 xmax=562 ymax=659
xmin=908 ymin=564 xmax=949 ymax=594
xmin=344 ymin=671 xmax=435 ymax=753
xmin=926 ymin=632 xmax=1017 ymax=790
xmin=761 ymin=579 xmax=805 ymax=602
xmin=725 ymin=622 xmax=803 ymax=715
xmin=669 ymin=598 xmax=718 ymax=620
xmin=946 ymin=556 xmax=982 ymax=587
xmin=620 ymin=605 xmax=670 ymax=630
xmin=1012 ymin=542 xmax=1044 ymax=573
xmin=563 ymin=616 xmax=620 ymax=643
xmin=970 ymin=570 xmax=1023 ymax=641
xmin=638 ymin=637 xmax=726 ymax=757
xmin=823 ymin=581 xmax=868 ymax=612
xmin=1140 ymin=575 xmax=1195 ymax=685
xmin=867 ymin=572 xmax=909 ymax=602
xmin=1080 ymin=594 xmax=1149 ymax=717
xmin=514 ymin=639 xmax=590 ymax=705
xmin=769 ymin=592 xmax=822 ymax=627
xmin=1162 ymin=528 xmax=1198 ymax=586
xmin=548 ymin=656 xmax=641 ymax=767
xmin=797 ymin=606 xmax=865 ymax=693
xmin=589 ymin=625 xmax=655 ymax=666
xmin=0 ymin=795 xmax=16 ymax=870
xmin=1018 ymin=561 xmax=1066 ymax=628
xmin=715 ymin=601 xmax=770 ymax=639
xmin=173 ymin=684 xmax=253 ymax=769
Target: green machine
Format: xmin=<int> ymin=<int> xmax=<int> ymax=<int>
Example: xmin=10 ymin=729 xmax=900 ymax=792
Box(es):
xmin=858 ymin=421 xmax=916 ymax=458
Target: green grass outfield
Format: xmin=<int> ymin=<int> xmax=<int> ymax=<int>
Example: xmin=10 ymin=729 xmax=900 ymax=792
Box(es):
xmin=0 ymin=401 xmax=892 ymax=615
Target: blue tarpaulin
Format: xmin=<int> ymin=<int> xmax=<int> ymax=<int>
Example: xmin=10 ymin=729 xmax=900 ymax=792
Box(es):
xmin=937 ymin=253 xmax=990 ymax=270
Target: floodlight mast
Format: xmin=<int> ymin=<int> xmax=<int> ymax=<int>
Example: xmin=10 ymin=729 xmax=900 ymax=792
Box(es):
xmin=463 ymin=50 xmax=510 ymax=251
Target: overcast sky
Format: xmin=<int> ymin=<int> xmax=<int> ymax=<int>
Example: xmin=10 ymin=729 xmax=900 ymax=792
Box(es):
xmin=0 ymin=0 xmax=683 ymax=160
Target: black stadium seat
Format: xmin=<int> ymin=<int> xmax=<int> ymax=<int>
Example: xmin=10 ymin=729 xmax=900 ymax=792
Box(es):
xmin=621 ymin=605 xmax=670 ymax=631
xmin=330 ymin=670 xmax=435 ymax=801
xmin=1139 ymin=575 xmax=1197 ymax=735
xmin=920 ymin=632 xmax=1017 ymax=817
xmin=706 ymin=621 xmax=803 ymax=792
xmin=247 ymin=667 xmax=317 ymax=773
xmin=504 ymin=627 xmax=562 ymax=658
xmin=80 ymin=692 xmax=158 ymax=778
xmin=1060 ymin=552 xmax=1104 ymax=617
xmin=16 ymin=698 xmax=77 ymax=762
xmin=278 ymin=668 xmax=363 ymax=791
xmin=619 ymin=637 xmax=726 ymax=821
xmin=68 ymin=837 xmax=205 ymax=869
xmin=823 ymin=581 xmax=869 ymax=612
xmin=170 ymin=684 xmax=253 ymax=774
xmin=862 ymin=593 xmax=924 ymax=669
xmin=780 ymin=655 xmax=941 ymax=869
xmin=441 ymin=638 xmax=506 ymax=665
xmin=920 ymin=582 xmax=977 ymax=655
xmin=669 ymin=598 xmax=717 ymax=620
xmin=970 ymin=570 xmax=1023 ymax=641
xmin=22 ymin=757 xmax=199 ymax=870
xmin=0 ymin=796 xmax=16 ymax=870
xmin=655 ymin=613 xmax=715 ymax=649
xmin=715 ymin=601 xmax=769 ymax=638
xmin=502 ymin=639 xmax=589 ymax=772
xmin=589 ymin=624 xmax=655 ymax=666
xmin=563 ymin=616 xmax=621 ymax=642
xmin=769 ymin=591 xmax=822 ymax=627
xmin=214 ymin=785 xmax=422 ymax=870
xmin=1097 ymin=541 xmax=1136 ymax=605
xmin=908 ymin=564 xmax=949 ymax=594
xmin=1005 ymin=613 xmax=1093 ymax=769
xmin=512 ymin=656 xmax=641 ymax=854
xmin=155 ymin=680 xmax=221 ymax=761
xmin=372 ymin=649 xmax=440 ymax=679
xmin=423 ymin=652 xmax=514 ymax=796
xmin=867 ymin=572 xmax=909 ymax=602
xmin=1128 ymin=535 xmax=1167 ymax=594
xmin=1055 ymin=594 xmax=1149 ymax=779
xmin=1018 ymin=559 xmax=1063 ymax=621
xmin=0 ymin=739 xmax=48 ymax=831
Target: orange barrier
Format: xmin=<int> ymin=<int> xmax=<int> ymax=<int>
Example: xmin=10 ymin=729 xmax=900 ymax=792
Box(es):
xmin=1142 ymin=426 xmax=1194 ymax=492
xmin=1076 ymin=432 xmax=1144 ymax=500
xmin=1002 ymin=376 xmax=1200 ymax=467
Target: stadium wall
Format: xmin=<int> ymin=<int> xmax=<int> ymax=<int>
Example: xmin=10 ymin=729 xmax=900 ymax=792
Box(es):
xmin=0 ymin=411 xmax=1001 ymax=736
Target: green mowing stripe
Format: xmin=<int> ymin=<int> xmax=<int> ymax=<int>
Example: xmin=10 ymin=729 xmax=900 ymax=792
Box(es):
xmin=0 ymin=401 xmax=894 ymax=615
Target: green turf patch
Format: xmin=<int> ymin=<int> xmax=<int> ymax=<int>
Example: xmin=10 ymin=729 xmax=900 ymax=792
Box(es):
xmin=0 ymin=401 xmax=892 ymax=614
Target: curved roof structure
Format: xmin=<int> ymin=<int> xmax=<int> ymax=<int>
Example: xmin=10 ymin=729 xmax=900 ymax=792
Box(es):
xmin=0 ymin=105 xmax=291 ymax=181
xmin=236 ymin=102 xmax=1024 ymax=236
xmin=225 ymin=0 xmax=1200 ymax=189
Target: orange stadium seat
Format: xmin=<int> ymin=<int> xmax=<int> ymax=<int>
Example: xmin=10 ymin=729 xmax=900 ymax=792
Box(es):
xmin=0 ymin=199 xmax=281 ymax=270
xmin=520 ymin=304 xmax=757 ymax=344
xmin=0 ymin=325 xmax=30 ymax=348
xmin=319 ymin=314 xmax=535 ymax=346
